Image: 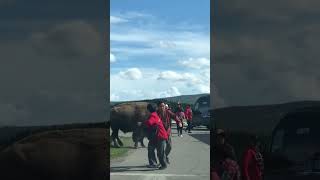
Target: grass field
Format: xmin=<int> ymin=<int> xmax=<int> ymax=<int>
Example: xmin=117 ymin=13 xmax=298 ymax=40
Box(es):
xmin=110 ymin=136 xmax=133 ymax=160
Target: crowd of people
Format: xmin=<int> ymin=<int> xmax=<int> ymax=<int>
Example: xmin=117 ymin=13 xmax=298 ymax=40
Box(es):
xmin=141 ymin=100 xmax=264 ymax=177
xmin=211 ymin=129 xmax=265 ymax=180
xmin=143 ymin=101 xmax=193 ymax=170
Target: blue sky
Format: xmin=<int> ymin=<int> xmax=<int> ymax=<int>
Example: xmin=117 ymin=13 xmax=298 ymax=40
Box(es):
xmin=110 ymin=0 xmax=210 ymax=101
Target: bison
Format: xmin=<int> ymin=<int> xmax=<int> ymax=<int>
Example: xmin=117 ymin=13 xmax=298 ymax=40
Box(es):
xmin=0 ymin=128 xmax=107 ymax=180
xmin=110 ymin=101 xmax=153 ymax=148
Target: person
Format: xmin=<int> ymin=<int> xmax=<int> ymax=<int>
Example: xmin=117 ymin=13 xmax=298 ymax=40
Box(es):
xmin=177 ymin=102 xmax=184 ymax=112
xmin=215 ymin=145 xmax=241 ymax=180
xmin=157 ymin=101 xmax=181 ymax=164
xmin=175 ymin=111 xmax=185 ymax=137
xmin=213 ymin=129 xmax=237 ymax=170
xmin=241 ymin=135 xmax=264 ymax=180
xmin=144 ymin=103 xmax=169 ymax=169
xmin=212 ymin=169 xmax=221 ymax=180
xmin=184 ymin=104 xmax=193 ymax=133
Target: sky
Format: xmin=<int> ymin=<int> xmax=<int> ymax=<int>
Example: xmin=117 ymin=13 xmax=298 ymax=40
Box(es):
xmin=213 ymin=0 xmax=320 ymax=108
xmin=0 ymin=0 xmax=107 ymax=126
xmin=110 ymin=0 xmax=210 ymax=101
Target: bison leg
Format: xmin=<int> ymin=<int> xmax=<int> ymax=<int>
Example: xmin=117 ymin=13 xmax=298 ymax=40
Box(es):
xmin=115 ymin=131 xmax=124 ymax=147
xmin=140 ymin=137 xmax=146 ymax=148
xmin=132 ymin=130 xmax=139 ymax=148
xmin=111 ymin=129 xmax=120 ymax=148
xmin=116 ymin=137 xmax=123 ymax=147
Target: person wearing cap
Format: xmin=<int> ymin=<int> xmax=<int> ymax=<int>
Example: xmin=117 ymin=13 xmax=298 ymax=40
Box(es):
xmin=157 ymin=101 xmax=181 ymax=164
xmin=213 ymin=129 xmax=237 ymax=171
xmin=241 ymin=135 xmax=264 ymax=180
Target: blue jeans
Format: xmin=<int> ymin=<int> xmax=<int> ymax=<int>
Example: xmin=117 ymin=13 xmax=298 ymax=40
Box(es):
xmin=148 ymin=141 xmax=157 ymax=165
xmin=157 ymin=139 xmax=167 ymax=167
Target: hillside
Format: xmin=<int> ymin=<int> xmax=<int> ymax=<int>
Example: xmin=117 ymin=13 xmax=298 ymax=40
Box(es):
xmin=213 ymin=100 xmax=320 ymax=135
xmin=110 ymin=93 xmax=209 ymax=107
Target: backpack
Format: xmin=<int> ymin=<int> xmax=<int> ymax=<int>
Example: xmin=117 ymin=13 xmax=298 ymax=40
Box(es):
xmin=220 ymin=159 xmax=241 ymax=180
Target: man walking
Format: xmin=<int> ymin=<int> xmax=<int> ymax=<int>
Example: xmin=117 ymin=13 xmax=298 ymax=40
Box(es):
xmin=157 ymin=101 xmax=181 ymax=164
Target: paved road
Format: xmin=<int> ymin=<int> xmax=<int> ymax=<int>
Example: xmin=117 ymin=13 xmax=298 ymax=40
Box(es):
xmin=110 ymin=127 xmax=210 ymax=180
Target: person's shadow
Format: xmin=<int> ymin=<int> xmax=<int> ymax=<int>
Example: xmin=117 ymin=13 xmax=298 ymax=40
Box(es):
xmin=111 ymin=165 xmax=158 ymax=172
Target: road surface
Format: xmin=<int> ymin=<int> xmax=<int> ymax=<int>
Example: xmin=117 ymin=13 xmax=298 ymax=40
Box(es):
xmin=110 ymin=127 xmax=210 ymax=180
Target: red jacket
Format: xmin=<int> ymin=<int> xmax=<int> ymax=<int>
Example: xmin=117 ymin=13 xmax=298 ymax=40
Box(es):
xmin=144 ymin=112 xmax=168 ymax=141
xmin=211 ymin=168 xmax=221 ymax=180
xmin=242 ymin=147 xmax=263 ymax=180
xmin=184 ymin=107 xmax=193 ymax=121
xmin=157 ymin=109 xmax=180 ymax=135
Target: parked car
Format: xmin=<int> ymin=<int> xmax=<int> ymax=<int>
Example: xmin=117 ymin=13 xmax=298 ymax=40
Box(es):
xmin=193 ymin=95 xmax=211 ymax=129
xmin=264 ymin=106 xmax=320 ymax=180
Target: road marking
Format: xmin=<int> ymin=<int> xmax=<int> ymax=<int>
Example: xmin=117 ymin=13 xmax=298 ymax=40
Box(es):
xmin=110 ymin=172 xmax=209 ymax=177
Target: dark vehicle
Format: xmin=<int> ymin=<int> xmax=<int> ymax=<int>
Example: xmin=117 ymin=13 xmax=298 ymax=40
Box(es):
xmin=193 ymin=95 xmax=211 ymax=129
xmin=264 ymin=107 xmax=320 ymax=180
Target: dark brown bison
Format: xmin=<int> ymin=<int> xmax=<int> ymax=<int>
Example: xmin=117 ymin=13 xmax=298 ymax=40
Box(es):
xmin=110 ymin=101 xmax=153 ymax=148
xmin=0 ymin=128 xmax=107 ymax=180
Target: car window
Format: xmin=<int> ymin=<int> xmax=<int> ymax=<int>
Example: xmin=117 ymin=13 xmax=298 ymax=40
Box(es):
xmin=272 ymin=129 xmax=285 ymax=153
xmin=195 ymin=103 xmax=199 ymax=111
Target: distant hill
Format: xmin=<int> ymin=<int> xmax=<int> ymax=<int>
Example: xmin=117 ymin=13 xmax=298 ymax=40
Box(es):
xmin=110 ymin=93 xmax=209 ymax=107
xmin=165 ymin=93 xmax=209 ymax=105
xmin=213 ymin=101 xmax=320 ymax=135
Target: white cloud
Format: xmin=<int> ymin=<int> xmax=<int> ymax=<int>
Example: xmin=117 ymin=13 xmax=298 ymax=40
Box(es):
xmin=157 ymin=71 xmax=182 ymax=81
xmin=110 ymin=53 xmax=116 ymax=63
xmin=110 ymin=93 xmax=120 ymax=101
xmin=110 ymin=89 xmax=146 ymax=102
xmin=179 ymin=57 xmax=210 ymax=69
xmin=158 ymin=87 xmax=181 ymax=98
xmin=111 ymin=28 xmax=209 ymax=58
xmin=110 ymin=16 xmax=128 ymax=24
xmin=157 ymin=71 xmax=201 ymax=84
xmin=110 ymin=12 xmax=210 ymax=101
xmin=110 ymin=68 xmax=210 ymax=101
xmin=159 ymin=40 xmax=176 ymax=49
xmin=119 ymin=68 xmax=143 ymax=80
xmin=196 ymin=84 xmax=210 ymax=94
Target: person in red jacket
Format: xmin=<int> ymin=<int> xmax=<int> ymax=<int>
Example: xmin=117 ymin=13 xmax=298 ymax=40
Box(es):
xmin=157 ymin=101 xmax=181 ymax=164
xmin=184 ymin=104 xmax=193 ymax=133
xmin=175 ymin=111 xmax=185 ymax=137
xmin=211 ymin=168 xmax=221 ymax=180
xmin=145 ymin=103 xmax=169 ymax=169
xmin=242 ymin=135 xmax=264 ymax=180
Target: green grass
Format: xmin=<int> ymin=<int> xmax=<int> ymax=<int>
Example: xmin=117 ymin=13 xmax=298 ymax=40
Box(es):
xmin=110 ymin=137 xmax=133 ymax=159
